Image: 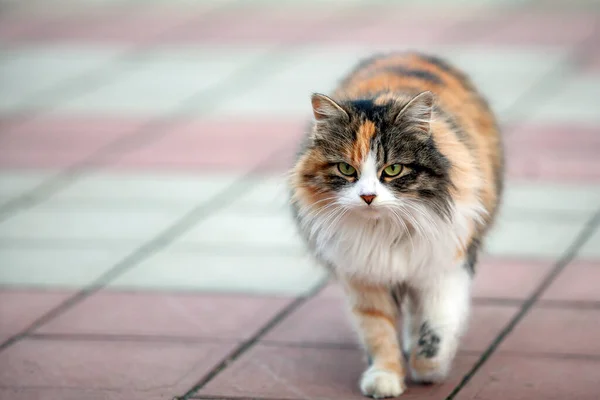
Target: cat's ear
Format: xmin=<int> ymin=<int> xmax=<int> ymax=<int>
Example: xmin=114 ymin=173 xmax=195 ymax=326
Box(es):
xmin=311 ymin=93 xmax=349 ymax=122
xmin=395 ymin=91 xmax=434 ymax=134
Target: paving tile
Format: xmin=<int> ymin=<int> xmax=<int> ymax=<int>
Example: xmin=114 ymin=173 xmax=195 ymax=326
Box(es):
xmin=44 ymin=171 xmax=240 ymax=208
xmin=484 ymin=212 xmax=587 ymax=258
xmin=109 ymin=249 xmax=327 ymax=295
xmin=542 ymin=260 xmax=600 ymax=302
xmin=472 ymin=258 xmax=551 ymax=300
xmin=0 ymin=247 xmax=130 ymax=288
xmin=176 ymin=208 xmax=301 ymax=250
xmin=263 ymin=295 xmax=516 ymax=353
xmin=499 ymin=307 xmax=600 ymax=356
xmin=37 ymin=290 xmax=291 ymax=340
xmin=10 ymin=7 xmax=202 ymax=44
xmin=0 ymin=338 xmax=235 ymax=400
xmin=322 ymin=11 xmax=463 ymax=46
xmin=0 ymin=170 xmax=52 ymax=204
xmin=228 ymin=174 xmax=291 ymax=210
xmin=0 ymin=206 xmax=182 ymax=245
xmin=52 ymin=47 xmax=271 ymax=116
xmin=0 ymin=14 xmax=64 ymax=42
xmin=107 ymin=118 xmax=303 ymax=170
xmin=197 ymin=344 xmax=478 ymax=399
xmin=505 ymin=123 xmax=600 ymax=182
xmin=508 ymin=150 xmax=600 ymax=182
xmin=457 ymin=355 xmax=600 ymax=400
xmin=468 ymin=12 xmax=597 ymax=46
xmin=0 ymin=289 xmax=72 ymax=343
xmin=578 ymin=227 xmax=600 ymax=260
xmin=0 ymin=45 xmax=124 ymax=113
xmin=529 ymin=75 xmax=600 ymax=124
xmin=0 ymin=116 xmax=148 ymax=169
xmin=502 ymin=179 xmax=600 ymax=216
xmin=156 ymin=5 xmax=334 ymax=45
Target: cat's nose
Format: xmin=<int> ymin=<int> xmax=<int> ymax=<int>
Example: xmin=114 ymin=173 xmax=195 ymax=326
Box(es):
xmin=360 ymin=194 xmax=376 ymax=205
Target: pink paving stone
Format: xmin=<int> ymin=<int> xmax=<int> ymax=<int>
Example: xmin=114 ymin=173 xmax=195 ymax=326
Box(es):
xmin=5 ymin=7 xmax=205 ymax=44
xmin=0 ymin=14 xmax=62 ymax=41
xmin=506 ymin=123 xmax=600 ymax=153
xmin=507 ymin=151 xmax=600 ymax=182
xmin=0 ymin=338 xmax=235 ymax=400
xmin=36 ymin=290 xmax=292 ymax=340
xmin=541 ymin=260 xmax=600 ymax=302
xmin=323 ymin=12 xmax=462 ymax=46
xmin=262 ymin=295 xmax=516 ymax=354
xmin=0 ymin=116 xmax=149 ymax=169
xmin=505 ymin=124 xmax=600 ymax=182
xmin=106 ymin=118 xmax=304 ymax=172
xmin=465 ymin=12 xmax=597 ymax=46
xmin=499 ymin=307 xmax=600 ymax=356
xmin=0 ymin=289 xmax=72 ymax=344
xmin=457 ymin=355 xmax=600 ymax=400
xmin=198 ymin=344 xmax=479 ymax=400
xmin=472 ymin=258 xmax=551 ymax=301
xmin=580 ymin=51 xmax=600 ymax=73
xmin=155 ymin=6 xmax=333 ymax=45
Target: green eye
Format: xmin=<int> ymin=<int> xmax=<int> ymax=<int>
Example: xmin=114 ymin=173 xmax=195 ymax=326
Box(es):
xmin=338 ymin=162 xmax=356 ymax=176
xmin=383 ymin=164 xmax=403 ymax=177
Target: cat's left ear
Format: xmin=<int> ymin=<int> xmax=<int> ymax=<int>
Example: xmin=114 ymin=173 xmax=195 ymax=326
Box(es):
xmin=311 ymin=93 xmax=349 ymax=122
xmin=395 ymin=91 xmax=434 ymax=134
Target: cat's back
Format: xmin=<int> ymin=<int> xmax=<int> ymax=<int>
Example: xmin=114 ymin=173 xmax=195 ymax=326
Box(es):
xmin=334 ymin=52 xmax=503 ymax=223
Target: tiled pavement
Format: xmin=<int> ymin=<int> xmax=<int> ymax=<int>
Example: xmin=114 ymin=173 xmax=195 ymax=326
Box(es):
xmin=0 ymin=0 xmax=599 ymax=399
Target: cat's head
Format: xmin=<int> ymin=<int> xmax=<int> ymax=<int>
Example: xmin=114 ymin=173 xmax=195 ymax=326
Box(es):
xmin=291 ymin=91 xmax=454 ymax=225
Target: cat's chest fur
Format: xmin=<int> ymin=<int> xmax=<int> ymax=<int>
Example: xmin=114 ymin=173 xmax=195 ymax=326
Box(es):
xmin=308 ymin=212 xmax=458 ymax=285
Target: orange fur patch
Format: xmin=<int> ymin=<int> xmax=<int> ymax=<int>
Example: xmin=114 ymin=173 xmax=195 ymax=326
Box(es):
xmin=351 ymin=120 xmax=376 ymax=165
xmin=353 ymin=307 xmax=396 ymax=327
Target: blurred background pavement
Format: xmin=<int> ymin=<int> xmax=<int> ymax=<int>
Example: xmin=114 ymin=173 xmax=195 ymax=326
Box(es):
xmin=0 ymin=0 xmax=599 ymax=399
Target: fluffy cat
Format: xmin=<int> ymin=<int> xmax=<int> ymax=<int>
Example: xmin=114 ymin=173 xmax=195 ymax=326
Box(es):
xmin=288 ymin=52 xmax=503 ymax=398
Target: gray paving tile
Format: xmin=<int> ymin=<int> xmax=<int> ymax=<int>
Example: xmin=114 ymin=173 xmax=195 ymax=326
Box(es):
xmin=0 ymin=206 xmax=182 ymax=244
xmin=110 ymin=250 xmax=327 ymax=295
xmin=578 ymin=227 xmax=600 ymax=260
xmin=45 ymin=171 xmax=240 ymax=208
xmin=529 ymin=76 xmax=600 ymax=123
xmin=0 ymin=247 xmax=129 ymax=288
xmin=0 ymin=46 xmax=125 ymax=113
xmin=0 ymin=171 xmax=53 ymax=205
xmin=176 ymin=208 xmax=301 ymax=250
xmin=51 ymin=47 xmax=272 ymax=116
xmin=502 ymin=181 xmax=600 ymax=217
xmin=486 ymin=212 xmax=589 ymax=258
xmin=229 ymin=174 xmax=290 ymax=210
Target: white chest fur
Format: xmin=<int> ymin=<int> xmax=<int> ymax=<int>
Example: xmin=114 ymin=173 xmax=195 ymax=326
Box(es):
xmin=300 ymin=201 xmax=483 ymax=287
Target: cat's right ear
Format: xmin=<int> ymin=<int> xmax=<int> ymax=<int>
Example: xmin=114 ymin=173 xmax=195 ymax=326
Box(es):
xmin=311 ymin=93 xmax=349 ymax=122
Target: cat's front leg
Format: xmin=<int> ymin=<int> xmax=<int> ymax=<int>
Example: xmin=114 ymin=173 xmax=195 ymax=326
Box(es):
xmin=343 ymin=281 xmax=406 ymax=398
xmin=409 ymin=263 xmax=471 ymax=383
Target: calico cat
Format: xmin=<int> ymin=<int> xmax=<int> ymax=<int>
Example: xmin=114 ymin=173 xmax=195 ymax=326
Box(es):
xmin=288 ymin=52 xmax=503 ymax=398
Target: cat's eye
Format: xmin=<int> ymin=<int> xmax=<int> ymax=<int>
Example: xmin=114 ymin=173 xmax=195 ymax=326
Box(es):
xmin=382 ymin=164 xmax=403 ymax=177
xmin=337 ymin=162 xmax=357 ymax=177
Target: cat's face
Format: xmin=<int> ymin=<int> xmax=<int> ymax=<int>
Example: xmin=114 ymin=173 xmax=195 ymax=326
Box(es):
xmin=294 ymin=91 xmax=453 ymax=223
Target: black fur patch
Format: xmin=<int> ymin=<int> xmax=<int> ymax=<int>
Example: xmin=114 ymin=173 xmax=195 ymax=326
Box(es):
xmin=417 ymin=322 xmax=441 ymax=358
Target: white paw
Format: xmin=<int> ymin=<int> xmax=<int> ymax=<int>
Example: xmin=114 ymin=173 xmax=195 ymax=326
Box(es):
xmin=360 ymin=366 xmax=406 ymax=398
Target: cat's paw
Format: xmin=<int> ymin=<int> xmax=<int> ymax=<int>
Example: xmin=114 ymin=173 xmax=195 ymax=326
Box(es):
xmin=409 ymin=355 xmax=449 ymax=384
xmin=360 ymin=366 xmax=406 ymax=398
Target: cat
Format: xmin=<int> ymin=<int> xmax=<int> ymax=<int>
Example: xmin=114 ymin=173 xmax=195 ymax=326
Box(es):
xmin=288 ymin=52 xmax=503 ymax=398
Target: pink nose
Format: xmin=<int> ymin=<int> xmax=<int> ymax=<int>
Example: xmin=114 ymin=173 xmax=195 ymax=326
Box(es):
xmin=360 ymin=194 xmax=376 ymax=205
